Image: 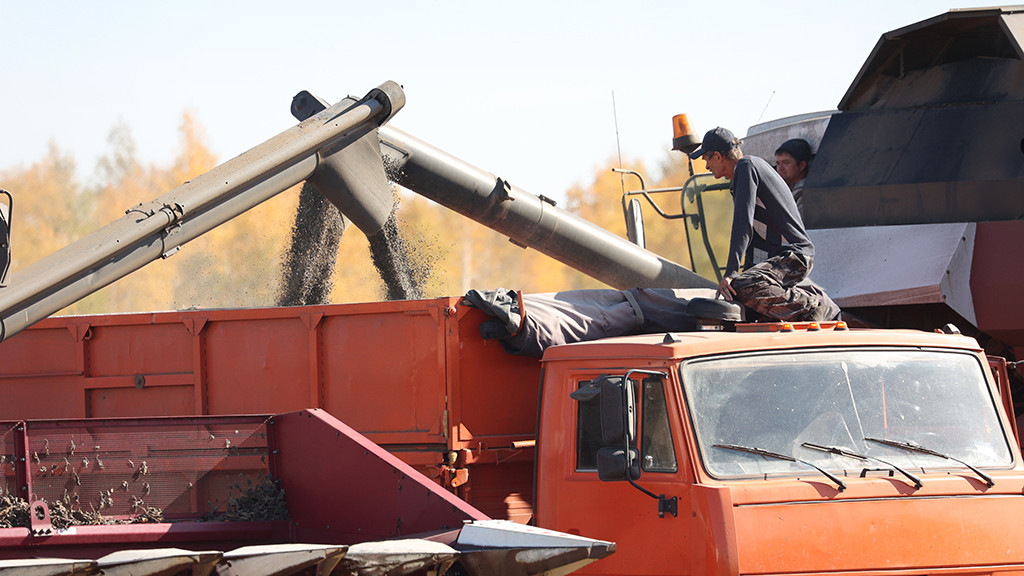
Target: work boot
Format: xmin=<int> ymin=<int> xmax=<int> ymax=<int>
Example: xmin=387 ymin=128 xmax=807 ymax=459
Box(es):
xmin=812 ymin=295 xmax=841 ymax=322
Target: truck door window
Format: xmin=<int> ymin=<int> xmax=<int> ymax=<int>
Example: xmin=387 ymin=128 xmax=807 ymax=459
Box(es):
xmin=575 ymin=376 xmax=677 ymax=473
xmin=642 ymin=379 xmax=677 ymax=472
xmin=576 ymin=381 xmax=603 ymax=470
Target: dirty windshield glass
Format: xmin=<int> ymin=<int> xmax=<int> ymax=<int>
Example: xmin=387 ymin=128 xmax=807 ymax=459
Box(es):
xmin=681 ymin=348 xmax=1012 ymax=479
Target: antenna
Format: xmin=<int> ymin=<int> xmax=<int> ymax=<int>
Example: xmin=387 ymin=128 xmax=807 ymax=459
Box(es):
xmin=754 ymin=90 xmax=776 ymax=127
xmin=612 ymin=91 xmax=625 ymax=194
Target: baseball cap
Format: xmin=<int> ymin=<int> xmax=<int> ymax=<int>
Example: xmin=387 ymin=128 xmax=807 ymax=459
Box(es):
xmin=689 ymin=127 xmax=741 ymax=160
xmin=775 ymin=138 xmax=813 ymax=164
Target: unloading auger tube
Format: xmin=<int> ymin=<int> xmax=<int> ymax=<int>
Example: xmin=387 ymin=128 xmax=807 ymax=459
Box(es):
xmin=291 ymin=91 xmax=715 ymax=292
xmin=0 ymin=81 xmax=406 ymax=343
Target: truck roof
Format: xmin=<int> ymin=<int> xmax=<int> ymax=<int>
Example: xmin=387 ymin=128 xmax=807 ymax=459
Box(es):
xmin=541 ymin=325 xmax=983 ymax=362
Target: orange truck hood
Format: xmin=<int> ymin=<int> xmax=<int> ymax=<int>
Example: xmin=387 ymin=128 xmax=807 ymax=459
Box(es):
xmin=724 ymin=482 xmax=1024 ymax=575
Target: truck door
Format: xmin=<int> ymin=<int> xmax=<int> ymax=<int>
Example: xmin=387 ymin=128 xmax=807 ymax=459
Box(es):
xmin=558 ymin=371 xmax=691 ymax=576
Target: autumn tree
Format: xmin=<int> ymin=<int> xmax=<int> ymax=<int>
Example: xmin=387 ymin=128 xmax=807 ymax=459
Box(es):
xmin=3 ymin=141 xmax=89 ymax=274
xmin=72 ymin=122 xmax=179 ymax=314
xmin=160 ymin=112 xmax=300 ymax=310
xmin=6 ymin=113 xmax=304 ymax=315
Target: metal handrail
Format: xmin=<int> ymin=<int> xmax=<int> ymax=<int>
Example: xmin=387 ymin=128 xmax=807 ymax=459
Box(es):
xmin=614 ymin=169 xmax=731 ymax=281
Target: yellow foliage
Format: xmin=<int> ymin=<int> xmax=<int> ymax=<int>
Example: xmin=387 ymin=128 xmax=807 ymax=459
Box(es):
xmin=172 ymin=111 xmax=219 ymax=186
xmin=0 ymin=115 xmax=734 ymax=318
xmin=4 ymin=142 xmax=87 ymax=268
xmin=166 ymin=111 xmax=298 ymax=310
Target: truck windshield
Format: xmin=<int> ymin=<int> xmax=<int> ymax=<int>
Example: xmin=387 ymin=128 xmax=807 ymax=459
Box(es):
xmin=681 ymin=348 xmax=1013 ymax=479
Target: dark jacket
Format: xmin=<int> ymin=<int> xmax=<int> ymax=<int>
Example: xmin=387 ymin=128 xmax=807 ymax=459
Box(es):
xmin=726 ymin=155 xmax=813 ymax=278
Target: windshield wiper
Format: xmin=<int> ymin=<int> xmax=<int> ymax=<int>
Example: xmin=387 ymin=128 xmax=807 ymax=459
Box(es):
xmin=864 ymin=437 xmax=994 ymax=487
xmin=713 ymin=443 xmax=846 ymax=492
xmin=802 ymin=442 xmax=922 ymax=489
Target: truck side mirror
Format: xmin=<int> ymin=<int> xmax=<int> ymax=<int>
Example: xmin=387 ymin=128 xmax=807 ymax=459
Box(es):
xmin=570 ymin=375 xmax=639 ymax=481
xmin=600 ymin=376 xmax=634 ymax=446
xmin=0 ymin=189 xmax=11 ymax=285
xmin=596 ymin=447 xmax=641 ymax=482
xmin=570 ymin=375 xmax=635 ymax=447
xmin=625 ymin=198 xmax=646 ymax=248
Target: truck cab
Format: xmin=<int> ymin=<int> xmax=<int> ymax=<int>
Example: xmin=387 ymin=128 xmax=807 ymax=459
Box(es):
xmin=536 ymin=323 xmax=1024 ymax=576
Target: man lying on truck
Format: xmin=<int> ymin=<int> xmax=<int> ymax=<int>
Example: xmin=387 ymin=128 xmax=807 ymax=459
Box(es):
xmin=690 ymin=127 xmax=838 ymax=322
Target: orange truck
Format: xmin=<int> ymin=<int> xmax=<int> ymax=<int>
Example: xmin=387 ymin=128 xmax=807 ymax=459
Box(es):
xmin=535 ymin=323 xmax=1024 ymax=576
xmin=3 ymin=302 xmax=1024 ymax=576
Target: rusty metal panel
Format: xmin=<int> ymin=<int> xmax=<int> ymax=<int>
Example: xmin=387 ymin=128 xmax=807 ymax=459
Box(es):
xmin=272 ymin=410 xmax=485 ymax=544
xmin=87 ymin=322 xmax=193 ymax=378
xmin=87 ymin=385 xmax=197 ymax=419
xmin=320 ymin=301 xmax=450 ymax=446
xmin=204 ymin=316 xmax=314 ymax=416
xmin=0 ymin=314 xmax=204 ymax=420
xmin=451 ymin=307 xmax=541 ymax=445
xmin=457 ymin=460 xmax=534 ymax=525
xmin=971 ymin=220 xmax=1024 ymax=349
xmin=0 ymin=324 xmax=84 ymax=376
xmin=0 ymin=376 xmax=85 ymax=420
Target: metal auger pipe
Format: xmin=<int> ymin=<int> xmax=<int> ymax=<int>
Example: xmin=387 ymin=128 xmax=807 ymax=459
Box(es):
xmin=0 ymin=81 xmax=406 ymax=342
xmin=376 ymin=125 xmax=716 ymax=291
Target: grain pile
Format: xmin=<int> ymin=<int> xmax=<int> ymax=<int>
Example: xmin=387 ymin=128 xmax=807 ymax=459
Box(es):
xmin=0 ymin=490 xmax=163 ymax=529
xmin=204 ymin=476 xmax=288 ymax=522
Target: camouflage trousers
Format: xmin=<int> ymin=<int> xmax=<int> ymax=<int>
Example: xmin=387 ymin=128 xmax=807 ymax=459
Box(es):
xmin=731 ymin=251 xmax=839 ymax=322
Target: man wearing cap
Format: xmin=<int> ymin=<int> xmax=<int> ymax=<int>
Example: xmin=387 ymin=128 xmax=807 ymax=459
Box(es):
xmin=690 ymin=127 xmax=837 ymax=322
xmin=774 ymin=138 xmax=813 ymax=215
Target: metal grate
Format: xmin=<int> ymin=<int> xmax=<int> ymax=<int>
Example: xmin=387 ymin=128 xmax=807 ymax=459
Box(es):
xmin=22 ymin=416 xmax=271 ymax=520
xmin=0 ymin=422 xmax=16 ymax=495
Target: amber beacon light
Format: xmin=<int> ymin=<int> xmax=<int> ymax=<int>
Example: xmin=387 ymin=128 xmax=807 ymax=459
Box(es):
xmin=671 ymin=113 xmax=700 ymax=154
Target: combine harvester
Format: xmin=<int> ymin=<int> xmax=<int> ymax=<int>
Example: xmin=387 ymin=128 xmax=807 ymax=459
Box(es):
xmin=661 ymin=6 xmax=1024 ymax=372
xmin=3 ymin=6 xmax=1024 ymax=576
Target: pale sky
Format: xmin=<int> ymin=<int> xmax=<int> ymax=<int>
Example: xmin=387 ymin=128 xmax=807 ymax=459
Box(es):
xmin=0 ymin=1 xmax=996 ymax=200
